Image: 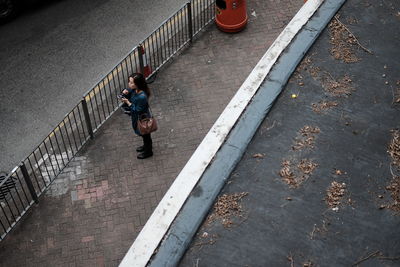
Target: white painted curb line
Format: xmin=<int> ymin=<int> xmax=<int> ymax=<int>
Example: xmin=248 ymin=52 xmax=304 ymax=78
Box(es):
xmin=119 ymin=1 xmax=324 ymax=266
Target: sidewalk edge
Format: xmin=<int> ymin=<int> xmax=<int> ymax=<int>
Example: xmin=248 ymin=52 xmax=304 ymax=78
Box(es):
xmin=148 ymin=0 xmax=346 ymax=266
xmin=119 ymin=1 xmax=327 ymax=266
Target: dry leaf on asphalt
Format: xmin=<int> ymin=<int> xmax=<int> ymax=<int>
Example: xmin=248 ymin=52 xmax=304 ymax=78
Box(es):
xmin=252 ymin=153 xmax=265 ymax=159
xmin=293 ymin=126 xmax=320 ymax=150
xmin=312 ymin=100 xmax=338 ymax=113
xmin=279 ymin=159 xmax=318 ymax=188
xmin=207 ymin=192 xmax=249 ymax=228
xmin=385 ymin=176 xmax=400 ymax=213
xmin=326 ymin=181 xmax=347 ymax=209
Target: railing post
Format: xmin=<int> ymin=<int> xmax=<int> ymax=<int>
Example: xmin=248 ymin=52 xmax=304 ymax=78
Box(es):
xmin=187 ymin=2 xmax=193 ymax=43
xmin=138 ymin=44 xmax=145 ymax=75
xmin=81 ymin=98 xmax=94 ymax=139
xmin=20 ymin=163 xmax=39 ymax=204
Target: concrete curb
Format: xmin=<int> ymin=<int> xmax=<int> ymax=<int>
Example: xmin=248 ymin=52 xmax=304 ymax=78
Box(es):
xmin=119 ymin=0 xmax=336 ymax=266
xmin=148 ymin=0 xmax=346 ymax=266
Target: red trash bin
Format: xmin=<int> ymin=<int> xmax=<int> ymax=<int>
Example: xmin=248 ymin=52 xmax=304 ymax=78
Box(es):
xmin=215 ymin=0 xmax=248 ymax=33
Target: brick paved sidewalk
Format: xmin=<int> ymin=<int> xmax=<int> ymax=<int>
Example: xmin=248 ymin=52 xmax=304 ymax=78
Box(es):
xmin=0 ymin=1 xmax=303 ymax=266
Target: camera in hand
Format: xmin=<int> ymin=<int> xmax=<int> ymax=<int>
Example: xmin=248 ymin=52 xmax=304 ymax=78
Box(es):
xmin=118 ymin=94 xmax=127 ymax=99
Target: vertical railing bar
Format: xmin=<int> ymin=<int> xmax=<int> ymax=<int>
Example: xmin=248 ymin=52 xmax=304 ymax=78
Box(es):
xmin=20 ymin=163 xmax=39 ymax=204
xmin=92 ymin=86 xmax=103 ymax=123
xmin=196 ymin=0 xmax=199 ymax=33
xmin=169 ymin=16 xmax=175 ymax=53
xmin=150 ymin=34 xmax=158 ymax=71
xmin=156 ymin=28 xmax=163 ymax=67
xmin=3 ymin=197 xmax=16 ymax=222
xmin=0 ymin=215 xmax=7 ymax=233
xmin=38 ymin=145 xmax=52 ymax=183
xmin=97 ymin=84 xmax=107 ymax=120
xmin=43 ymin=139 xmax=57 ymax=177
xmin=185 ymin=4 xmax=189 ymax=41
xmin=71 ymin=110 xmax=84 ymax=145
xmin=119 ymin=62 xmax=127 ymax=89
xmin=76 ymin=104 xmax=88 ymax=138
xmin=162 ymin=23 xmax=168 ymax=62
xmin=27 ymin=158 xmax=42 ymax=190
xmin=32 ymin=151 xmax=47 ymax=186
xmin=8 ymin=188 xmax=22 ymax=215
xmin=67 ymin=114 xmax=79 ymax=152
xmin=87 ymin=94 xmax=98 ymax=128
xmin=115 ymin=63 xmax=123 ymax=91
xmin=53 ymin=129 xmax=67 ymax=167
xmin=0 ymin=204 xmax=12 ymax=228
xmin=166 ymin=18 xmax=171 ymax=55
xmin=149 ymin=37 xmax=156 ymax=72
xmin=81 ymin=99 xmax=94 ymax=140
xmin=62 ymin=118 xmax=75 ymax=156
xmin=209 ymin=0 xmax=213 ymax=20
xmin=144 ymin=39 xmax=153 ymax=75
xmin=133 ymin=48 xmax=140 ymax=73
xmin=124 ymin=59 xmax=130 ymax=81
xmin=127 ymin=52 xmax=134 ymax=76
xmin=173 ymin=13 xmax=178 ymax=52
xmin=105 ymin=74 xmax=116 ymax=109
xmin=47 ymin=135 xmax=61 ymax=172
xmin=180 ymin=8 xmax=185 ymax=46
xmin=159 ymin=26 xmax=165 ymax=63
xmin=177 ymin=9 xmax=182 ymax=47
xmin=14 ymin=172 xmax=30 ymax=205
xmin=101 ymin=80 xmax=111 ymax=115
xmin=188 ymin=2 xmax=193 ymax=43
xmin=204 ymin=0 xmax=207 ymax=26
xmin=132 ymin=50 xmax=138 ymax=75
xmin=200 ymin=0 xmax=204 ymax=28
xmin=111 ymin=69 xmax=119 ymax=105
xmin=192 ymin=1 xmax=196 ymax=33
xmin=158 ymin=25 xmax=164 ymax=63
xmin=138 ymin=44 xmax=145 ymax=76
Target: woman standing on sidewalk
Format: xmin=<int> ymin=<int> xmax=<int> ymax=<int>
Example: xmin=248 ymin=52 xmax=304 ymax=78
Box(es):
xmin=121 ymin=73 xmax=153 ymax=159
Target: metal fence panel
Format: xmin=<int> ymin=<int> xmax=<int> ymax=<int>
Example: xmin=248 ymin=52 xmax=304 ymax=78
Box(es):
xmin=0 ymin=0 xmax=216 ymax=241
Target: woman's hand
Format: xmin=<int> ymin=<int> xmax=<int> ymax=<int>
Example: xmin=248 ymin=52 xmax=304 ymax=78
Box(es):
xmin=122 ymin=89 xmax=129 ymax=95
xmin=121 ymin=98 xmax=131 ymax=106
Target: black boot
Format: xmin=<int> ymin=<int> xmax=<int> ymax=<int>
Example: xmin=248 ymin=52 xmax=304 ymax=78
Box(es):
xmin=136 ymin=146 xmax=145 ymax=152
xmin=137 ymin=151 xmax=153 ymax=159
xmin=137 ymin=134 xmax=153 ymax=159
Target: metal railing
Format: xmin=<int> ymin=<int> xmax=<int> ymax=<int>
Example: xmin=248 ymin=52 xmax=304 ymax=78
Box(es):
xmin=0 ymin=0 xmax=216 ymax=241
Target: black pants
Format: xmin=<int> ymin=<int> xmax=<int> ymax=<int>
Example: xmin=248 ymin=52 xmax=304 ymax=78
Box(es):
xmin=142 ymin=134 xmax=152 ymax=153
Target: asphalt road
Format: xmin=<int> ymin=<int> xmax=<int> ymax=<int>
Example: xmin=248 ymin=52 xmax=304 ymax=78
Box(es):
xmin=0 ymin=0 xmax=187 ymax=172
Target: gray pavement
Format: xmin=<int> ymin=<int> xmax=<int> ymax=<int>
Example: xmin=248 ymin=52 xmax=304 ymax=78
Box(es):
xmin=0 ymin=0 xmax=303 ymax=266
xmin=180 ymin=0 xmax=400 ymax=266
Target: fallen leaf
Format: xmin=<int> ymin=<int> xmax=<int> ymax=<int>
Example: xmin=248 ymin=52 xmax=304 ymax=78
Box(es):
xmin=252 ymin=153 xmax=265 ymax=159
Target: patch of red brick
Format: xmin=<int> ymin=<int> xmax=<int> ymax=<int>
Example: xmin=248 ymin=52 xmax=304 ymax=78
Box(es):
xmin=76 ymin=180 xmax=109 ymax=202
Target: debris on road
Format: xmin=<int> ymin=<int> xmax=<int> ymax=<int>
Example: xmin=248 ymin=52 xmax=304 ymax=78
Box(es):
xmin=279 ymin=159 xmax=318 ymax=188
xmin=292 ymin=126 xmax=320 ymax=150
xmin=326 ymin=181 xmax=347 ymax=209
xmin=324 ymin=74 xmax=354 ymax=97
xmin=252 ymin=153 xmax=265 ymax=159
xmin=333 ymin=169 xmax=347 ymax=176
xmin=388 ymin=129 xmax=400 ymax=167
xmin=207 ymin=192 xmax=249 ymax=228
xmin=312 ymin=100 xmax=338 ymax=113
xmin=329 ymin=15 xmax=372 ymax=63
xmin=385 ymin=176 xmax=400 ymax=213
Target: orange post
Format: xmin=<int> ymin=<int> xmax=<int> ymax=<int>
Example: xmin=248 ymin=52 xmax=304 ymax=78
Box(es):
xmin=216 ymin=0 xmax=248 ymax=33
xmin=139 ymin=46 xmax=152 ymax=78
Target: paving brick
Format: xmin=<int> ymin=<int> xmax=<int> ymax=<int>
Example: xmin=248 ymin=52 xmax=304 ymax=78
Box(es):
xmin=0 ymin=0 xmax=302 ymax=266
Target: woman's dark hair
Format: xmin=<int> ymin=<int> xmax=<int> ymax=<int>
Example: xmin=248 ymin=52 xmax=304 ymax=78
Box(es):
xmin=129 ymin=73 xmax=151 ymax=98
